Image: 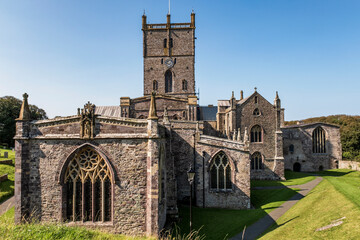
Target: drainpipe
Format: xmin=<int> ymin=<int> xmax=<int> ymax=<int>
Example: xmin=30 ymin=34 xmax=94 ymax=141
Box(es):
xmin=202 ymin=151 xmax=206 ymax=208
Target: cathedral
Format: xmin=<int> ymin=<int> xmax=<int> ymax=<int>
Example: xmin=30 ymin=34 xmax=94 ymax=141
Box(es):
xmin=14 ymin=13 xmax=342 ymax=237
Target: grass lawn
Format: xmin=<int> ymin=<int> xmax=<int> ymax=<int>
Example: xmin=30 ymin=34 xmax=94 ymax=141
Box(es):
xmin=259 ymin=169 xmax=360 ymax=239
xmin=251 ymin=170 xmax=316 ymax=188
xmin=0 ymin=149 xmax=15 ymax=204
xmin=0 ymin=207 xmax=151 ymax=240
xmin=178 ymin=187 xmax=299 ymax=240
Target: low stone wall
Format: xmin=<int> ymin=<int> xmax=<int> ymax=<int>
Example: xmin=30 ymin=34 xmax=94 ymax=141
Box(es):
xmin=339 ymin=160 xmax=360 ymax=171
xmin=0 ymin=160 xmax=13 ymax=165
xmin=0 ymin=174 xmax=8 ymax=182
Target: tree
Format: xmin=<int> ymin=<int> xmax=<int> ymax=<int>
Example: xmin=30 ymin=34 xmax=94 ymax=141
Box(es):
xmin=0 ymin=96 xmax=48 ymax=148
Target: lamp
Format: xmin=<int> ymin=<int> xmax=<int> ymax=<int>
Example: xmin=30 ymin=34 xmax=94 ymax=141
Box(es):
xmin=187 ymin=167 xmax=196 ymax=184
xmin=187 ymin=166 xmax=196 ymax=233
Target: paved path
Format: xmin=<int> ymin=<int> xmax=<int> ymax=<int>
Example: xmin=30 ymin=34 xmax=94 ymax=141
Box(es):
xmin=0 ymin=196 xmax=15 ymax=216
xmin=231 ymin=177 xmax=323 ymax=240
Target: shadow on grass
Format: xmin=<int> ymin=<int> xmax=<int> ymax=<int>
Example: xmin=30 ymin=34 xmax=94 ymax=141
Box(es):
xmin=0 ymin=180 xmax=14 ymax=204
xmin=177 ymin=187 xmax=300 ymax=240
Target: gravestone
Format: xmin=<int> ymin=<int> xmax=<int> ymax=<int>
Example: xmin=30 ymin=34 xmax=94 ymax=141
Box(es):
xmin=4 ymin=152 xmax=8 ymax=158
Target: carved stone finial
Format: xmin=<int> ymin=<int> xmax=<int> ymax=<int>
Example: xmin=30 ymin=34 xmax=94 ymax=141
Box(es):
xmin=237 ymin=128 xmax=241 ymax=141
xmin=244 ymin=127 xmax=249 ymax=143
xmin=17 ymin=93 xmax=31 ymax=120
xmin=163 ymin=107 xmax=170 ymax=124
xmin=80 ymin=101 xmax=96 ymax=139
xmin=274 ymin=91 xmax=281 ymax=108
xmin=254 ymin=87 xmax=257 ymax=92
xmin=148 ymin=92 xmax=158 ymax=120
xmin=232 ymin=91 xmax=235 ymax=98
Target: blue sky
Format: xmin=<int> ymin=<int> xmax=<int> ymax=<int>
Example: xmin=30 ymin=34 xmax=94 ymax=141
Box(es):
xmin=1 ymin=0 xmax=359 ymax=120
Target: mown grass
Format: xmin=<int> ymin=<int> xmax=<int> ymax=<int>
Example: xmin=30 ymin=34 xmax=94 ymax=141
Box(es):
xmin=0 ymin=207 xmax=151 ymax=240
xmin=251 ymin=170 xmax=316 ymax=188
xmin=178 ymin=187 xmax=299 ymax=240
xmin=0 ymin=148 xmax=15 ymax=204
xmin=259 ymin=169 xmax=360 ymax=239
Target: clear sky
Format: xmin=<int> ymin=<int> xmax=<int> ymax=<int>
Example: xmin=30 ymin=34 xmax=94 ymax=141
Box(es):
xmin=1 ymin=0 xmax=359 ymax=120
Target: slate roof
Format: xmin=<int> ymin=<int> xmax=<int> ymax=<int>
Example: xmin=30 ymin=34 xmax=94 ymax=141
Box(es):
xmin=198 ymin=106 xmax=217 ymax=121
xmin=282 ymin=122 xmax=340 ymax=129
xmin=95 ymin=106 xmax=121 ymax=118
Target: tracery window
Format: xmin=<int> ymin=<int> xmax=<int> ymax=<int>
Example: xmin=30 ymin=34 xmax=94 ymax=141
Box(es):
xmin=253 ymin=108 xmax=260 ymax=116
xmin=210 ymin=152 xmax=232 ymax=191
xmin=182 ymin=80 xmax=188 ymax=91
xmin=251 ymin=152 xmax=263 ymax=170
xmin=153 ymin=80 xmax=158 ymax=91
xmin=251 ymin=125 xmax=262 ymax=142
xmin=313 ymin=127 xmax=326 ymax=153
xmin=64 ymin=147 xmax=112 ymax=222
xmin=165 ymin=70 xmax=172 ymax=93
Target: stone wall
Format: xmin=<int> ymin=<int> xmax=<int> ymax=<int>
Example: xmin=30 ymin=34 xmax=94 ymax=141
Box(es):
xmin=339 ymin=160 xmax=360 ymax=171
xmin=236 ymin=92 xmax=284 ymax=180
xmin=282 ymin=123 xmax=342 ymax=172
xmin=15 ymin=117 xmax=166 ymax=237
xmin=195 ymin=135 xmax=251 ymax=209
xmin=143 ymin=16 xmax=195 ymax=97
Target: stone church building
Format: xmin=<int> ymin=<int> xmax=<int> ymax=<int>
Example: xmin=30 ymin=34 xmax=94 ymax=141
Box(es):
xmin=14 ymin=13 xmax=342 ymax=237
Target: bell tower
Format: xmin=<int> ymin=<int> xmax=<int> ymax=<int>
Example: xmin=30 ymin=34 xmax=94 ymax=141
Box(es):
xmin=142 ymin=13 xmax=196 ymax=98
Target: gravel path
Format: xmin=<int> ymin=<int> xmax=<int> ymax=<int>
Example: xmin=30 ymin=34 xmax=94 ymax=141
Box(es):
xmin=0 ymin=196 xmax=15 ymax=216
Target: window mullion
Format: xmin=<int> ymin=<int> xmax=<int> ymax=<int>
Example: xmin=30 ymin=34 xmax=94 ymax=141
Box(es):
xmin=92 ymin=181 xmax=95 ymax=222
xmin=102 ymin=180 xmax=105 ymax=222
xmin=82 ymin=181 xmax=85 ymax=222
xmin=73 ymin=181 xmax=76 ymax=222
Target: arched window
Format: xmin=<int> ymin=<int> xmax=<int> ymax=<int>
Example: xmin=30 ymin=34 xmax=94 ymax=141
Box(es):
xmin=153 ymin=80 xmax=158 ymax=91
xmin=182 ymin=80 xmax=188 ymax=91
xmin=253 ymin=108 xmax=260 ymax=116
xmin=165 ymin=70 xmax=172 ymax=93
xmin=64 ymin=147 xmax=112 ymax=222
xmin=251 ymin=125 xmax=262 ymax=142
xmin=255 ymin=96 xmax=258 ymax=104
xmin=313 ymin=127 xmax=326 ymax=153
xmin=138 ymin=115 xmax=146 ymax=119
xmin=172 ymin=114 xmax=180 ymax=120
xmin=251 ymin=152 xmax=262 ymax=170
xmin=210 ymin=152 xmax=231 ymax=190
xmin=289 ymin=144 xmax=294 ymax=154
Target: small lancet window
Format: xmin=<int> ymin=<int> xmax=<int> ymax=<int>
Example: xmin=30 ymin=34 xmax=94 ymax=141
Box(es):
xmin=163 ymin=39 xmax=167 ymax=48
xmin=251 ymin=152 xmax=263 ymax=170
xmin=253 ymin=108 xmax=260 ymax=116
xmin=182 ymin=80 xmax=188 ymax=91
xmin=251 ymin=125 xmax=262 ymax=142
xmin=255 ymin=96 xmax=258 ymax=104
xmin=210 ymin=152 xmax=232 ymax=190
xmin=165 ymin=70 xmax=172 ymax=93
xmin=64 ymin=147 xmax=112 ymax=223
xmin=289 ymin=144 xmax=295 ymax=154
xmin=153 ymin=80 xmax=158 ymax=91
xmin=169 ymin=38 xmax=173 ymax=48
xmin=313 ymin=127 xmax=326 ymax=153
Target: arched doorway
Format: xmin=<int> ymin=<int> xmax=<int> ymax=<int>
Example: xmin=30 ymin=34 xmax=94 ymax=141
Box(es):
xmin=293 ymin=162 xmax=301 ymax=172
xmin=319 ymin=165 xmax=324 ymax=171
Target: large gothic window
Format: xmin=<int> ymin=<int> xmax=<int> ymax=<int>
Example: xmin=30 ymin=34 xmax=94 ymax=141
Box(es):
xmin=251 ymin=152 xmax=263 ymax=170
xmin=251 ymin=125 xmax=262 ymax=142
xmin=210 ymin=152 xmax=232 ymax=191
xmin=64 ymin=147 xmax=112 ymax=222
xmin=313 ymin=127 xmax=326 ymax=153
xmin=165 ymin=70 xmax=172 ymax=93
